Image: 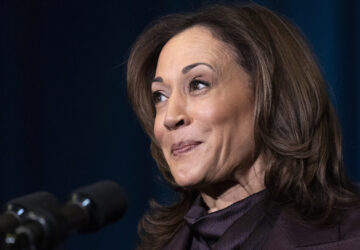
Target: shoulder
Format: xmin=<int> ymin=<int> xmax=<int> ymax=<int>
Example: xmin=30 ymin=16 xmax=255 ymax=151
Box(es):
xmin=263 ymin=206 xmax=360 ymax=250
xmin=339 ymin=206 xmax=360 ymax=241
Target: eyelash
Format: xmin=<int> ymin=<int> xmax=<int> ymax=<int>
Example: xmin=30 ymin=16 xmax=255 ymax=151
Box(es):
xmin=152 ymin=79 xmax=211 ymax=104
xmin=189 ymin=79 xmax=210 ymax=92
xmin=152 ymin=91 xmax=167 ymax=104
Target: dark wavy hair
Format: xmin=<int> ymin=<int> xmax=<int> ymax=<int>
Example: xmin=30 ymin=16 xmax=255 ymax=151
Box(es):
xmin=127 ymin=3 xmax=359 ymax=249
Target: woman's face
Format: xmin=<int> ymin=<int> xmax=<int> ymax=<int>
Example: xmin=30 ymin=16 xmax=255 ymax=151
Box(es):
xmin=152 ymin=26 xmax=255 ymax=188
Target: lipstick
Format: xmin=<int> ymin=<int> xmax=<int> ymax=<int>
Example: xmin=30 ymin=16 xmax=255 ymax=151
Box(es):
xmin=171 ymin=141 xmax=202 ymax=156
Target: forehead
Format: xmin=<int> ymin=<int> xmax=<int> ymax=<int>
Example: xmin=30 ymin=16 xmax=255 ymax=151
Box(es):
xmin=155 ymin=26 xmax=235 ymax=75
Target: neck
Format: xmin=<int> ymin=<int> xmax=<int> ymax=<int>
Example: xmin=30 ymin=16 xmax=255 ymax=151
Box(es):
xmin=200 ymin=155 xmax=265 ymax=213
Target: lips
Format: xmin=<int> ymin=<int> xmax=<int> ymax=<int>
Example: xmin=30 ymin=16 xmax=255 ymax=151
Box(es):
xmin=171 ymin=141 xmax=202 ymax=156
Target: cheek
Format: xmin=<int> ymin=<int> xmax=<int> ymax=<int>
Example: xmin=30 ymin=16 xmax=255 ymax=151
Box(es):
xmin=153 ymin=115 xmax=164 ymax=144
xmin=192 ymin=101 xmax=234 ymax=126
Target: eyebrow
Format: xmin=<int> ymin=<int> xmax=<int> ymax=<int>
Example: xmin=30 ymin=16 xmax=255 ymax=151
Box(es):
xmin=151 ymin=62 xmax=214 ymax=83
xmin=152 ymin=76 xmax=163 ymax=83
xmin=182 ymin=62 xmax=214 ymax=74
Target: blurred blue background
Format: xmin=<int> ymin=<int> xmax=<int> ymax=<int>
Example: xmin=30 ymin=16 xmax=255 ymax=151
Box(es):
xmin=1 ymin=0 xmax=359 ymax=249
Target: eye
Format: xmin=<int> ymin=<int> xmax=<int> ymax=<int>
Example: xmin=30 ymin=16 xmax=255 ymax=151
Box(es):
xmin=152 ymin=91 xmax=167 ymax=104
xmin=189 ymin=79 xmax=210 ymax=92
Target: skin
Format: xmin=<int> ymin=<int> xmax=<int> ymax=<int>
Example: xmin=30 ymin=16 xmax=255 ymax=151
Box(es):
xmin=152 ymin=26 xmax=265 ymax=213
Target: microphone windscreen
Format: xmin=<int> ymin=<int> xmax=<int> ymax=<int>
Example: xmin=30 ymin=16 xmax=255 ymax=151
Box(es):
xmin=0 ymin=193 xmax=56 ymax=234
xmin=8 ymin=192 xmax=60 ymax=212
xmin=71 ymin=180 xmax=127 ymax=232
xmin=7 ymin=192 xmax=67 ymax=248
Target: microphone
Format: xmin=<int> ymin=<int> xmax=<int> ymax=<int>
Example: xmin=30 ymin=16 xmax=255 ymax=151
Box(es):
xmin=6 ymin=181 xmax=127 ymax=250
xmin=0 ymin=192 xmax=61 ymax=234
xmin=61 ymin=180 xmax=127 ymax=233
xmin=0 ymin=192 xmax=66 ymax=249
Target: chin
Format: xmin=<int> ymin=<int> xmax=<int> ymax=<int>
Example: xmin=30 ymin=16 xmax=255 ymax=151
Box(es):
xmin=173 ymin=173 xmax=204 ymax=188
xmin=167 ymin=158 xmax=209 ymax=188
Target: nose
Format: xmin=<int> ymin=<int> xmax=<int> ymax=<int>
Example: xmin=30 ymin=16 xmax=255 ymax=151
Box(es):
xmin=163 ymin=93 xmax=190 ymax=130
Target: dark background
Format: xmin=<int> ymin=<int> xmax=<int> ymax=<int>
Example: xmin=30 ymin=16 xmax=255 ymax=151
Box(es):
xmin=1 ymin=0 xmax=359 ymax=249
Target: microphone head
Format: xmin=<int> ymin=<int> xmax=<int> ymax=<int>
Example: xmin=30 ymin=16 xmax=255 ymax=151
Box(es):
xmin=70 ymin=180 xmax=127 ymax=232
xmin=7 ymin=192 xmax=60 ymax=214
xmin=0 ymin=192 xmax=60 ymax=234
xmin=6 ymin=192 xmax=67 ymax=249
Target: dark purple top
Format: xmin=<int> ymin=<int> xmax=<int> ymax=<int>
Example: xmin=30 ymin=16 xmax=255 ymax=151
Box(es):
xmin=183 ymin=190 xmax=267 ymax=249
xmin=163 ymin=189 xmax=360 ymax=250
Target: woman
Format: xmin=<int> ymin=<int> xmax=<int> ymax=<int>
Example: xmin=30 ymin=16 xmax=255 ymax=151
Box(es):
xmin=127 ymin=3 xmax=360 ymax=250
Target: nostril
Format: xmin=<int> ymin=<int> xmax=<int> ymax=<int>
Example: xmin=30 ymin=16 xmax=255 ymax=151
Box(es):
xmin=175 ymin=120 xmax=184 ymax=128
xmin=164 ymin=117 xmax=186 ymax=131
